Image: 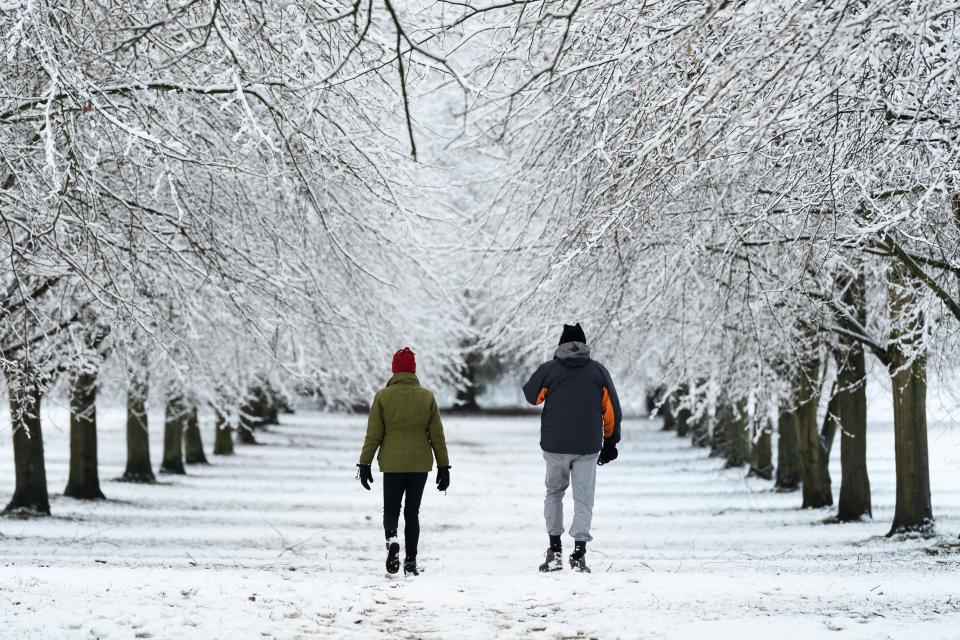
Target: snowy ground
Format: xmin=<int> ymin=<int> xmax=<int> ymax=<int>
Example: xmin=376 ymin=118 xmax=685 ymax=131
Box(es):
xmin=1 ymin=405 xmax=959 ymax=640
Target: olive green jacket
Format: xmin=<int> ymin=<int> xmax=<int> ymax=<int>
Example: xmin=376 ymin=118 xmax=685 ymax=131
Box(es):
xmin=358 ymin=373 xmax=450 ymax=472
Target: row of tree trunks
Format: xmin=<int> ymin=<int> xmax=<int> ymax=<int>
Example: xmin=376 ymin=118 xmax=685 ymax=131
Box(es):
xmin=3 ymin=363 xmax=248 ymax=516
xmin=657 ymin=266 xmax=928 ymax=534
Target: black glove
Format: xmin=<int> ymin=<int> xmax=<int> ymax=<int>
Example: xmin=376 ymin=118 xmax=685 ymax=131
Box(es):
xmin=597 ymin=439 xmax=618 ymax=466
xmin=356 ymin=463 xmax=374 ymax=490
xmin=436 ymin=466 xmax=450 ymax=492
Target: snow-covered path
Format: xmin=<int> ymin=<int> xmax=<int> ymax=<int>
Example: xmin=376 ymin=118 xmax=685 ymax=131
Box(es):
xmin=1 ymin=408 xmax=959 ymax=639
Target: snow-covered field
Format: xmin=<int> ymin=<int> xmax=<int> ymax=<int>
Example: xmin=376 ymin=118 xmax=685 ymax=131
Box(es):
xmin=1 ymin=405 xmax=959 ymax=639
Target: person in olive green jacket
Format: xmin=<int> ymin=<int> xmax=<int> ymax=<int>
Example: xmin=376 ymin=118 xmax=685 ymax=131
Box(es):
xmin=356 ymin=347 xmax=450 ymax=576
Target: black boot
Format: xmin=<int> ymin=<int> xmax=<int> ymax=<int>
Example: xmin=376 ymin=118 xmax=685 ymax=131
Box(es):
xmin=385 ymin=539 xmax=401 ymax=575
xmin=403 ymin=556 xmax=420 ymax=576
xmin=538 ymin=548 xmax=563 ymax=572
xmin=569 ymin=541 xmax=590 ymax=573
xmin=539 ymin=535 xmax=564 ymax=572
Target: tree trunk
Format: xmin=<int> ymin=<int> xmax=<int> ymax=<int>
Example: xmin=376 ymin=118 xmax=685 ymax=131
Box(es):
xmin=690 ymin=410 xmax=711 ymax=448
xmin=160 ymin=393 xmax=187 ymax=474
xmin=775 ymin=408 xmax=802 ymax=491
xmin=213 ymin=410 xmax=234 ymax=456
xmin=835 ymin=273 xmax=871 ymax=521
xmin=794 ymin=358 xmax=832 ymax=508
xmin=454 ymin=344 xmax=482 ymax=411
xmin=4 ymin=376 xmax=50 ymax=514
xmin=709 ymin=402 xmax=728 ymax=458
xmin=237 ymin=410 xmax=258 ymax=445
xmin=816 ymin=391 xmax=838 ymax=502
xmin=63 ymin=369 xmax=105 ymax=500
xmin=675 ymin=391 xmax=691 ymax=438
xmin=887 ymin=263 xmax=933 ymax=534
xmin=723 ymin=399 xmax=750 ymax=469
xmin=122 ymin=368 xmax=155 ymax=483
xmin=836 ymin=351 xmax=871 ymax=521
xmin=748 ymin=419 xmax=773 ymax=480
xmin=835 ymin=356 xmax=871 ymax=521
xmin=184 ymin=405 xmax=208 ymax=464
xmin=660 ymin=392 xmax=676 ymax=431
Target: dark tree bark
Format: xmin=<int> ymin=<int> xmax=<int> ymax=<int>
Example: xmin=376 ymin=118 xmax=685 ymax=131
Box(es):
xmin=122 ymin=367 xmax=155 ymax=483
xmin=709 ymin=402 xmax=728 ymax=459
xmin=690 ymin=410 xmax=711 ymax=448
xmin=660 ymin=392 xmax=676 ymax=432
xmin=836 ymin=352 xmax=871 ymax=521
xmin=63 ymin=369 xmax=105 ymax=500
xmin=775 ymin=408 xmax=802 ymax=491
xmin=723 ymin=399 xmax=750 ymax=469
xmin=816 ymin=391 xmax=839 ymax=503
xmin=160 ymin=393 xmax=187 ymax=475
xmin=645 ymin=386 xmax=665 ymax=416
xmin=835 ymin=360 xmax=871 ymax=522
xmin=237 ymin=409 xmax=258 ymax=444
xmin=886 ymin=264 xmax=933 ymax=535
xmin=454 ymin=341 xmax=483 ymax=411
xmin=183 ymin=405 xmax=208 ymax=464
xmin=213 ymin=410 xmax=234 ymax=456
xmin=748 ymin=419 xmax=774 ymax=480
xmin=4 ymin=375 xmax=50 ymax=514
xmin=834 ymin=273 xmax=871 ymax=521
xmin=262 ymin=387 xmax=280 ymax=426
xmin=794 ymin=357 xmax=832 ymax=508
xmin=675 ymin=388 xmax=691 ymax=438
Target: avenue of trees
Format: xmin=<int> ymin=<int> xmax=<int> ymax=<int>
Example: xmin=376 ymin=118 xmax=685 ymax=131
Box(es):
xmin=2 ymin=1 xmax=958 ymax=539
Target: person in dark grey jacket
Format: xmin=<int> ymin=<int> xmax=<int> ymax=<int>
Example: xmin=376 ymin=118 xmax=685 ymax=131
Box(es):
xmin=523 ymin=322 xmax=622 ymax=573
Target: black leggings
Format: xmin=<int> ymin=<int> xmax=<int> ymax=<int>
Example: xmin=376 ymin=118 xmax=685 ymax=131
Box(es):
xmin=383 ymin=472 xmax=428 ymax=558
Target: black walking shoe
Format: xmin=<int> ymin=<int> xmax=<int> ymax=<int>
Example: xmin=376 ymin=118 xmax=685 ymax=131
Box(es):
xmin=539 ymin=548 xmax=563 ymax=572
xmin=403 ymin=557 xmax=420 ymax=576
xmin=386 ymin=540 xmax=401 ymax=575
xmin=569 ymin=549 xmax=591 ymax=573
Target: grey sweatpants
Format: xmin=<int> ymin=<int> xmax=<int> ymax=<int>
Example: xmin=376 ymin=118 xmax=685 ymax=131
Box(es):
xmin=543 ymin=451 xmax=599 ymax=542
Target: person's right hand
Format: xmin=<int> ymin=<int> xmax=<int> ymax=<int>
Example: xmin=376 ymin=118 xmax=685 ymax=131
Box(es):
xmin=357 ymin=463 xmax=374 ymax=490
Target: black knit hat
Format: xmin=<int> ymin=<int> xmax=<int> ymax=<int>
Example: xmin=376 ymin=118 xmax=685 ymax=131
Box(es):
xmin=558 ymin=322 xmax=586 ymax=345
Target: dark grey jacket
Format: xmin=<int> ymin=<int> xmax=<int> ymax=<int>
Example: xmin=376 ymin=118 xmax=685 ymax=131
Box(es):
xmin=522 ymin=342 xmax=622 ymax=455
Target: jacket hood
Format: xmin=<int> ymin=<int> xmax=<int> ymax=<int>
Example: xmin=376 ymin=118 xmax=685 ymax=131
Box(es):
xmin=555 ymin=341 xmax=591 ymax=366
xmin=387 ymin=372 xmax=420 ymax=386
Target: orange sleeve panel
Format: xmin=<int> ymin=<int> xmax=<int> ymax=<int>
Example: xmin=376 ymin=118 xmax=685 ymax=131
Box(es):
xmin=601 ymin=387 xmax=615 ymax=437
xmin=535 ymin=387 xmax=548 ymax=405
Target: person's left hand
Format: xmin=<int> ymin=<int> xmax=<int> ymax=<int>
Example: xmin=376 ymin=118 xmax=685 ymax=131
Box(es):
xmin=436 ymin=466 xmax=450 ymax=492
xmin=598 ymin=439 xmax=618 ymax=466
xmin=357 ymin=463 xmax=374 ymax=490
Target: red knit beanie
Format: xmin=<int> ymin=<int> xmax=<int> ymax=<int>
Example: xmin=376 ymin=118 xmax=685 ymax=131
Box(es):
xmin=392 ymin=347 xmax=416 ymax=374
